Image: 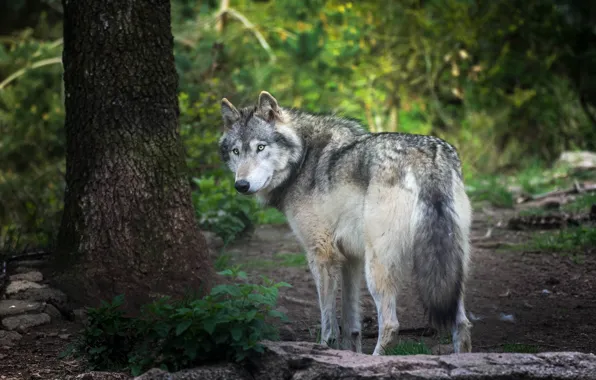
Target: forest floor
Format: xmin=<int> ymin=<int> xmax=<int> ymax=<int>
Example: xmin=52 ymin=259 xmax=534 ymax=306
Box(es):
xmin=1 ymin=194 xmax=595 ymax=379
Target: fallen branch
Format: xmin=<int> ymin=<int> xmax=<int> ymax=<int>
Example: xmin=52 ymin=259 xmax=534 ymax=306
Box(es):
xmin=526 ymin=182 xmax=596 ymax=203
xmin=280 ymin=295 xmax=315 ymax=307
xmin=473 ymin=241 xmax=517 ymax=249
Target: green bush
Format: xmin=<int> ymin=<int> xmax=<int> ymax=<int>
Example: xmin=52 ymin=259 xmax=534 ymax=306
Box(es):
xmin=192 ymin=176 xmax=286 ymax=244
xmin=71 ymin=268 xmax=291 ymax=376
xmin=191 ymin=176 xmax=260 ymax=243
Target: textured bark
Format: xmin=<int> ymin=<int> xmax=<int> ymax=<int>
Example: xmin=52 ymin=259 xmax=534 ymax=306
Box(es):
xmin=54 ymin=0 xmax=214 ymax=310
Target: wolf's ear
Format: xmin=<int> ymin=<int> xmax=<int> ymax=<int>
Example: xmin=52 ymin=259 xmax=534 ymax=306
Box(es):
xmin=257 ymin=91 xmax=281 ymax=123
xmin=221 ymin=98 xmax=240 ymax=130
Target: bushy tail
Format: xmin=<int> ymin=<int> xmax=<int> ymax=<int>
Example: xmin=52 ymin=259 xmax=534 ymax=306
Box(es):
xmin=412 ymin=185 xmax=466 ymax=330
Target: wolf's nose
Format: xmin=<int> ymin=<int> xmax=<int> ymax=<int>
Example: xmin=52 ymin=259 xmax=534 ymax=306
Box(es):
xmin=234 ymin=180 xmax=250 ymax=193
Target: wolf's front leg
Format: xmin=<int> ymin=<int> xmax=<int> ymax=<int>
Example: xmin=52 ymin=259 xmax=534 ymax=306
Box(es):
xmin=307 ymin=248 xmax=340 ymax=348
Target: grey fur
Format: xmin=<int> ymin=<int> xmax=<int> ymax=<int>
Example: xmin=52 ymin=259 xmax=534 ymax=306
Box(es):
xmin=219 ymin=91 xmax=473 ymax=355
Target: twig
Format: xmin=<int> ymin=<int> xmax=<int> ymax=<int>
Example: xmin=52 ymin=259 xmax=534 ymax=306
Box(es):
xmin=0 ymin=57 xmax=63 ymax=90
xmin=474 ymin=241 xmax=516 ymax=249
xmin=280 ymin=295 xmax=315 ymax=307
xmin=216 ymin=8 xmax=276 ymax=62
xmin=471 ymin=228 xmax=493 ymax=242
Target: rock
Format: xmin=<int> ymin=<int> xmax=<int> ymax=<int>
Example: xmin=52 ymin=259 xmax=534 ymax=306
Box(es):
xmin=13 ymin=266 xmax=37 ymax=274
xmin=202 ymin=231 xmax=224 ymax=250
xmin=59 ymin=334 xmax=71 ymax=340
xmin=9 ymin=270 xmax=43 ymax=282
xmin=2 ymin=313 xmax=51 ymax=332
xmin=556 ymin=151 xmax=596 ymax=170
xmin=44 ymin=303 xmax=63 ymax=320
xmin=9 ymin=287 xmax=68 ymax=309
xmin=431 ymin=343 xmax=455 ymax=355
xmin=65 ymin=372 xmax=131 ymax=380
xmin=0 ymin=330 xmax=22 ymax=347
xmin=0 ymin=300 xmax=44 ymax=317
xmin=136 ymin=366 xmax=250 ymax=380
xmin=74 ymin=308 xmax=89 ymax=325
xmin=134 ymin=341 xmax=596 ymax=380
xmin=11 ymin=259 xmax=47 ymax=268
xmin=5 ymin=280 xmax=46 ymax=295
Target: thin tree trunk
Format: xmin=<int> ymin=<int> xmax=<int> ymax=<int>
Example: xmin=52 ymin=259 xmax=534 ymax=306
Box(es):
xmin=54 ymin=0 xmax=214 ymax=311
xmin=216 ymin=0 xmax=230 ymax=34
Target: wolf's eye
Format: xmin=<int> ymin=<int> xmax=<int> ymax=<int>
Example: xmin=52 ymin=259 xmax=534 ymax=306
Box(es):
xmin=232 ymin=148 xmax=239 ymax=155
xmin=257 ymin=144 xmax=265 ymax=152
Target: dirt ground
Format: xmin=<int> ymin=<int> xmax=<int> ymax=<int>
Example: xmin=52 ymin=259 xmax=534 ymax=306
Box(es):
xmin=226 ymin=207 xmax=596 ymax=355
xmin=1 ymin=207 xmax=595 ymax=379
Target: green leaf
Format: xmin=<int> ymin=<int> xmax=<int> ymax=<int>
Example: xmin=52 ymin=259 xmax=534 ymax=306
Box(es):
xmin=203 ymin=319 xmax=217 ymax=335
xmin=230 ymin=326 xmax=243 ymax=341
xmin=176 ymin=320 xmax=192 ymax=336
xmin=154 ymin=322 xmax=172 ymax=338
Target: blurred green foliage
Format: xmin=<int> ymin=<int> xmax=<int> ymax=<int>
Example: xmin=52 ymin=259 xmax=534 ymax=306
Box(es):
xmin=1 ymin=0 xmax=595 ymax=248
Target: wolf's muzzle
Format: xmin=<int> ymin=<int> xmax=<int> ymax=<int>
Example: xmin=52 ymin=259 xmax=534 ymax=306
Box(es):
xmin=234 ymin=180 xmax=251 ymax=194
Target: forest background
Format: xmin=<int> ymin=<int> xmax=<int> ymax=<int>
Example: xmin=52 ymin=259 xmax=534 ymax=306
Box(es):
xmin=1 ymin=0 xmax=595 ymax=248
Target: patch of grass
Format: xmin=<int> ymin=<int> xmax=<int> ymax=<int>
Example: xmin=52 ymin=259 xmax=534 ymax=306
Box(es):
xmin=466 ymin=161 xmax=596 ymax=210
xmin=384 ymin=340 xmax=432 ymax=356
xmin=466 ymin=176 xmax=514 ymax=209
xmin=511 ymin=227 xmax=595 ymax=264
xmin=502 ymin=343 xmax=540 ymax=353
xmin=233 ymin=253 xmax=307 ymax=270
xmin=276 ymin=253 xmax=308 ymax=267
xmin=255 ymin=208 xmax=287 ymax=225
xmin=514 ymin=161 xmax=565 ymax=195
xmin=526 ymin=227 xmax=596 ymax=252
xmin=563 ymin=193 xmax=596 ymax=214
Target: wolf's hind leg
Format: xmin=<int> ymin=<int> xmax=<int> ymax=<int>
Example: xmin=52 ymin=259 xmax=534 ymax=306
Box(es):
xmin=452 ymin=298 xmax=472 ymax=353
xmin=340 ymin=258 xmax=363 ymax=352
xmin=365 ymin=253 xmax=400 ymax=356
xmin=307 ymin=246 xmax=340 ymax=348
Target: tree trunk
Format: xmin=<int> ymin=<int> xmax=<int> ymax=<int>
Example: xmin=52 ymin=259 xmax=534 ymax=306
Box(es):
xmin=54 ymin=0 xmax=214 ymax=311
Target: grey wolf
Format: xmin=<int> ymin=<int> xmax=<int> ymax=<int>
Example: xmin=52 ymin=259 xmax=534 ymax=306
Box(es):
xmin=218 ymin=91 xmax=473 ymax=355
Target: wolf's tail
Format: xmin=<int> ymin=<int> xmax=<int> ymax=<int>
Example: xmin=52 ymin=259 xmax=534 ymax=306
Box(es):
xmin=412 ymin=177 xmax=468 ymax=330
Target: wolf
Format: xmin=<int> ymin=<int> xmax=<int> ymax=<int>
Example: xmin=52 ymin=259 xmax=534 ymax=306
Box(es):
xmin=218 ymin=91 xmax=473 ymax=355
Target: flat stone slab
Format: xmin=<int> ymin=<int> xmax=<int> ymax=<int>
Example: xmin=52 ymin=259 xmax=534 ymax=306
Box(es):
xmin=44 ymin=303 xmax=62 ymax=320
xmin=13 ymin=266 xmax=37 ymax=274
xmin=66 ymin=372 xmax=131 ymax=380
xmin=135 ymin=341 xmax=596 ymax=380
xmin=5 ymin=280 xmax=46 ymax=295
xmin=0 ymin=299 xmax=44 ymax=317
xmin=9 ymin=287 xmax=68 ymax=308
xmin=0 ymin=330 xmax=22 ymax=347
xmin=9 ymin=270 xmax=43 ymax=282
xmin=2 ymin=313 xmax=51 ymax=332
xmin=11 ymin=259 xmax=47 ymax=267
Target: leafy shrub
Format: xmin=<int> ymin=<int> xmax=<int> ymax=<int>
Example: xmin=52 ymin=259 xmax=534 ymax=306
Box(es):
xmin=191 ymin=176 xmax=286 ymax=244
xmin=191 ymin=176 xmax=260 ymax=243
xmin=71 ymin=268 xmax=291 ymax=376
xmin=73 ymin=294 xmax=139 ymax=371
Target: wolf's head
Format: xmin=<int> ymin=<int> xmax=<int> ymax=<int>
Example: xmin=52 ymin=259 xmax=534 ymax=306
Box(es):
xmin=218 ymin=91 xmax=303 ymax=196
